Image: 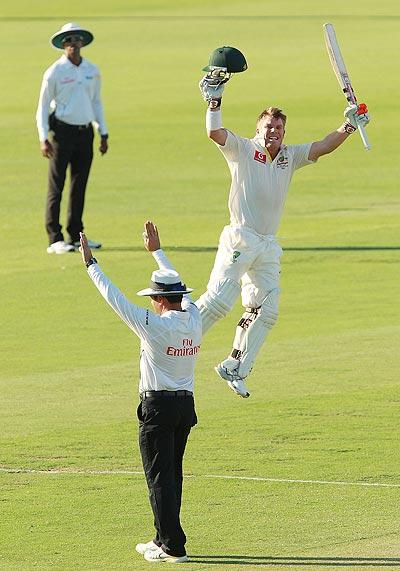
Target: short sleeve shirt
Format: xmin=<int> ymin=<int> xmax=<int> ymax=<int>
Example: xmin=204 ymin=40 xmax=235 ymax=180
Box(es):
xmin=216 ymin=130 xmax=315 ymax=235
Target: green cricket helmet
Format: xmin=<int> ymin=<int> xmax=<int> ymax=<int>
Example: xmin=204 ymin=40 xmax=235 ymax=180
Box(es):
xmin=203 ymin=46 xmax=248 ymax=73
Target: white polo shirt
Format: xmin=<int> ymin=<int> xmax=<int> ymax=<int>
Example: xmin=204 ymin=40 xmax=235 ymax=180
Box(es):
xmin=216 ymin=130 xmax=315 ymax=236
xmin=87 ymin=263 xmax=202 ymax=394
xmin=36 ymin=55 xmax=107 ymax=141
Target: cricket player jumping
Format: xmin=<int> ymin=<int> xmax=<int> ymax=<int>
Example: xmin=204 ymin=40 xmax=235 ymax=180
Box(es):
xmin=196 ymin=46 xmax=370 ymax=399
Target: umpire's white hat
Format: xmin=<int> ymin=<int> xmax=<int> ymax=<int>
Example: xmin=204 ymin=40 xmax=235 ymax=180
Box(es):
xmin=137 ymin=269 xmax=193 ymax=297
xmin=50 ymin=22 xmax=94 ymax=50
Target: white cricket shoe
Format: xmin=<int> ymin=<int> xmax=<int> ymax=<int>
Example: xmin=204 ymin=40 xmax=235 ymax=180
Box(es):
xmin=46 ymin=241 xmax=75 ymax=254
xmin=144 ymin=546 xmax=188 ymax=563
xmin=214 ymin=364 xmax=250 ymax=398
xmin=71 ymin=238 xmax=102 ymax=250
xmin=136 ymin=540 xmax=159 ymax=555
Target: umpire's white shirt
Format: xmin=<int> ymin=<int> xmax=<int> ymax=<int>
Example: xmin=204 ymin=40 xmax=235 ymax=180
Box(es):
xmin=216 ymin=131 xmax=315 ymax=236
xmin=36 ymin=55 xmax=107 ymax=141
xmin=87 ymin=260 xmax=201 ymax=394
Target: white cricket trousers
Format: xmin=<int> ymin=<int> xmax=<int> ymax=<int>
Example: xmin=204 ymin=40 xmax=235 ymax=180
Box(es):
xmin=208 ymin=225 xmax=283 ymax=308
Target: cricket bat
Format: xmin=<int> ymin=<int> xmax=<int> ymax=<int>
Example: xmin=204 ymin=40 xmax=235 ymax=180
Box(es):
xmin=323 ymin=23 xmax=370 ymax=151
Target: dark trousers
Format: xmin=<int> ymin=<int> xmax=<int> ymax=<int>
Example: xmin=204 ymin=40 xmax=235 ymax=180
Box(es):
xmin=137 ymin=393 xmax=197 ymax=557
xmin=45 ymin=121 xmax=94 ymax=245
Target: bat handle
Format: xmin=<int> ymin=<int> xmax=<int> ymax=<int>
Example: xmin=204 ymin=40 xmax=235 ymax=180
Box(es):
xmin=358 ymin=124 xmax=371 ymax=151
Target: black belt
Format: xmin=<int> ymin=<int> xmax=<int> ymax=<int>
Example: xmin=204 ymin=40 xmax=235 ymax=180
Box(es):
xmin=140 ymin=390 xmax=193 ymax=400
xmin=55 ymin=118 xmax=92 ymax=130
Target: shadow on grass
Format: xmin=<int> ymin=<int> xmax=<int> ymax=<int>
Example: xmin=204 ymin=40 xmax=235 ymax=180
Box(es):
xmin=101 ymin=245 xmax=400 ymax=253
xmin=189 ymin=555 xmax=400 ymax=567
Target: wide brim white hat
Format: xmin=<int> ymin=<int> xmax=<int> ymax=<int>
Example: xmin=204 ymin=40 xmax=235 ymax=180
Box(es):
xmin=137 ymin=269 xmax=193 ymax=297
xmin=50 ymin=22 xmax=94 ymax=50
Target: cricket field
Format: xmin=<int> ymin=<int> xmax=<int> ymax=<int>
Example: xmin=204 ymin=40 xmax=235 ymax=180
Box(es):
xmin=1 ymin=1 xmax=399 ymax=569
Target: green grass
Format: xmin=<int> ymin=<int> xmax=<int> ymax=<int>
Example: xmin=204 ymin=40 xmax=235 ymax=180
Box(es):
xmin=1 ymin=2 xmax=400 ymax=570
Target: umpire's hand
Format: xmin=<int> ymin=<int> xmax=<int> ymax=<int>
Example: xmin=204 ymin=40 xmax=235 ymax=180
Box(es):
xmin=40 ymin=139 xmax=54 ymax=158
xmin=99 ymin=138 xmax=108 ymax=155
xmin=143 ymin=220 xmax=161 ymax=252
xmin=79 ymin=232 xmax=93 ymax=264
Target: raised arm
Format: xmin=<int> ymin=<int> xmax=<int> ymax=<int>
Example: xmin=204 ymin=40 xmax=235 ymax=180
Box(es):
xmin=79 ymin=232 xmax=148 ymax=335
xmin=143 ymin=221 xmax=193 ymax=304
xmin=143 ymin=220 xmax=177 ymax=272
xmin=309 ymin=103 xmax=370 ymax=161
xmin=199 ymin=75 xmax=227 ymax=146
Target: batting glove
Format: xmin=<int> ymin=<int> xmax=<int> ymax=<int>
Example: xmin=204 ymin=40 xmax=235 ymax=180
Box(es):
xmin=199 ymin=75 xmax=225 ymax=102
xmin=344 ymin=103 xmax=370 ymax=133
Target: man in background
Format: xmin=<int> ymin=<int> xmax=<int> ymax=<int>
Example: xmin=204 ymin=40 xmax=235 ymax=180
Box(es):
xmin=36 ymin=22 xmax=109 ymax=254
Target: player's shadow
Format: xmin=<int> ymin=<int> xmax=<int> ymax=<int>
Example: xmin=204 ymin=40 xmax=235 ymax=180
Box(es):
xmin=101 ymin=245 xmax=400 ymax=253
xmin=188 ymin=554 xmax=400 ymax=567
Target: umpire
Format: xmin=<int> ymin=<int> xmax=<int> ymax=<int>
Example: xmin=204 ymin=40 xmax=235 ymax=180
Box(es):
xmin=36 ymin=22 xmax=109 ymax=254
xmin=80 ymin=221 xmax=201 ymax=564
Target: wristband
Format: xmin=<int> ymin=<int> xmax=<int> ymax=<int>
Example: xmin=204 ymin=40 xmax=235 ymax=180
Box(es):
xmin=209 ymin=98 xmax=221 ymax=110
xmin=101 ymin=134 xmax=108 ymax=140
xmin=343 ymin=121 xmax=356 ymax=134
xmin=206 ymin=108 xmax=222 ymax=131
xmin=86 ymin=257 xmax=98 ymax=268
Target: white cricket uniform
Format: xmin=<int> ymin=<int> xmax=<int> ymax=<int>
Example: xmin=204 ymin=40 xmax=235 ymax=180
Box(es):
xmin=87 ymin=256 xmax=202 ymax=394
xmin=220 ymin=130 xmax=314 ymax=236
xmin=36 ymin=55 xmax=107 ymax=142
xmin=209 ymin=130 xmax=315 ymax=306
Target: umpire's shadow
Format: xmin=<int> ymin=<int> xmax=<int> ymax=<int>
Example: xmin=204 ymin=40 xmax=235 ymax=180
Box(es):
xmin=188 ymin=554 xmax=400 ymax=567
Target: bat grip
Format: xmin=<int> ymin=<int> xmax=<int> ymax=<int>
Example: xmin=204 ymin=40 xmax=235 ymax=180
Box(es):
xmin=358 ymin=124 xmax=371 ymax=151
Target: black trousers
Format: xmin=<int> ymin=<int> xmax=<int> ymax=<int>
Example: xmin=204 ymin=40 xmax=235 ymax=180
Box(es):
xmin=137 ymin=393 xmax=197 ymax=557
xmin=45 ymin=121 xmax=94 ymax=245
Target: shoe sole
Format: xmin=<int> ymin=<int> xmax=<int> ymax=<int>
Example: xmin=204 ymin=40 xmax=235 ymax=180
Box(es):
xmin=228 ymin=381 xmax=250 ymax=398
xmin=214 ymin=365 xmax=231 ymax=382
xmin=214 ymin=366 xmax=250 ymax=398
